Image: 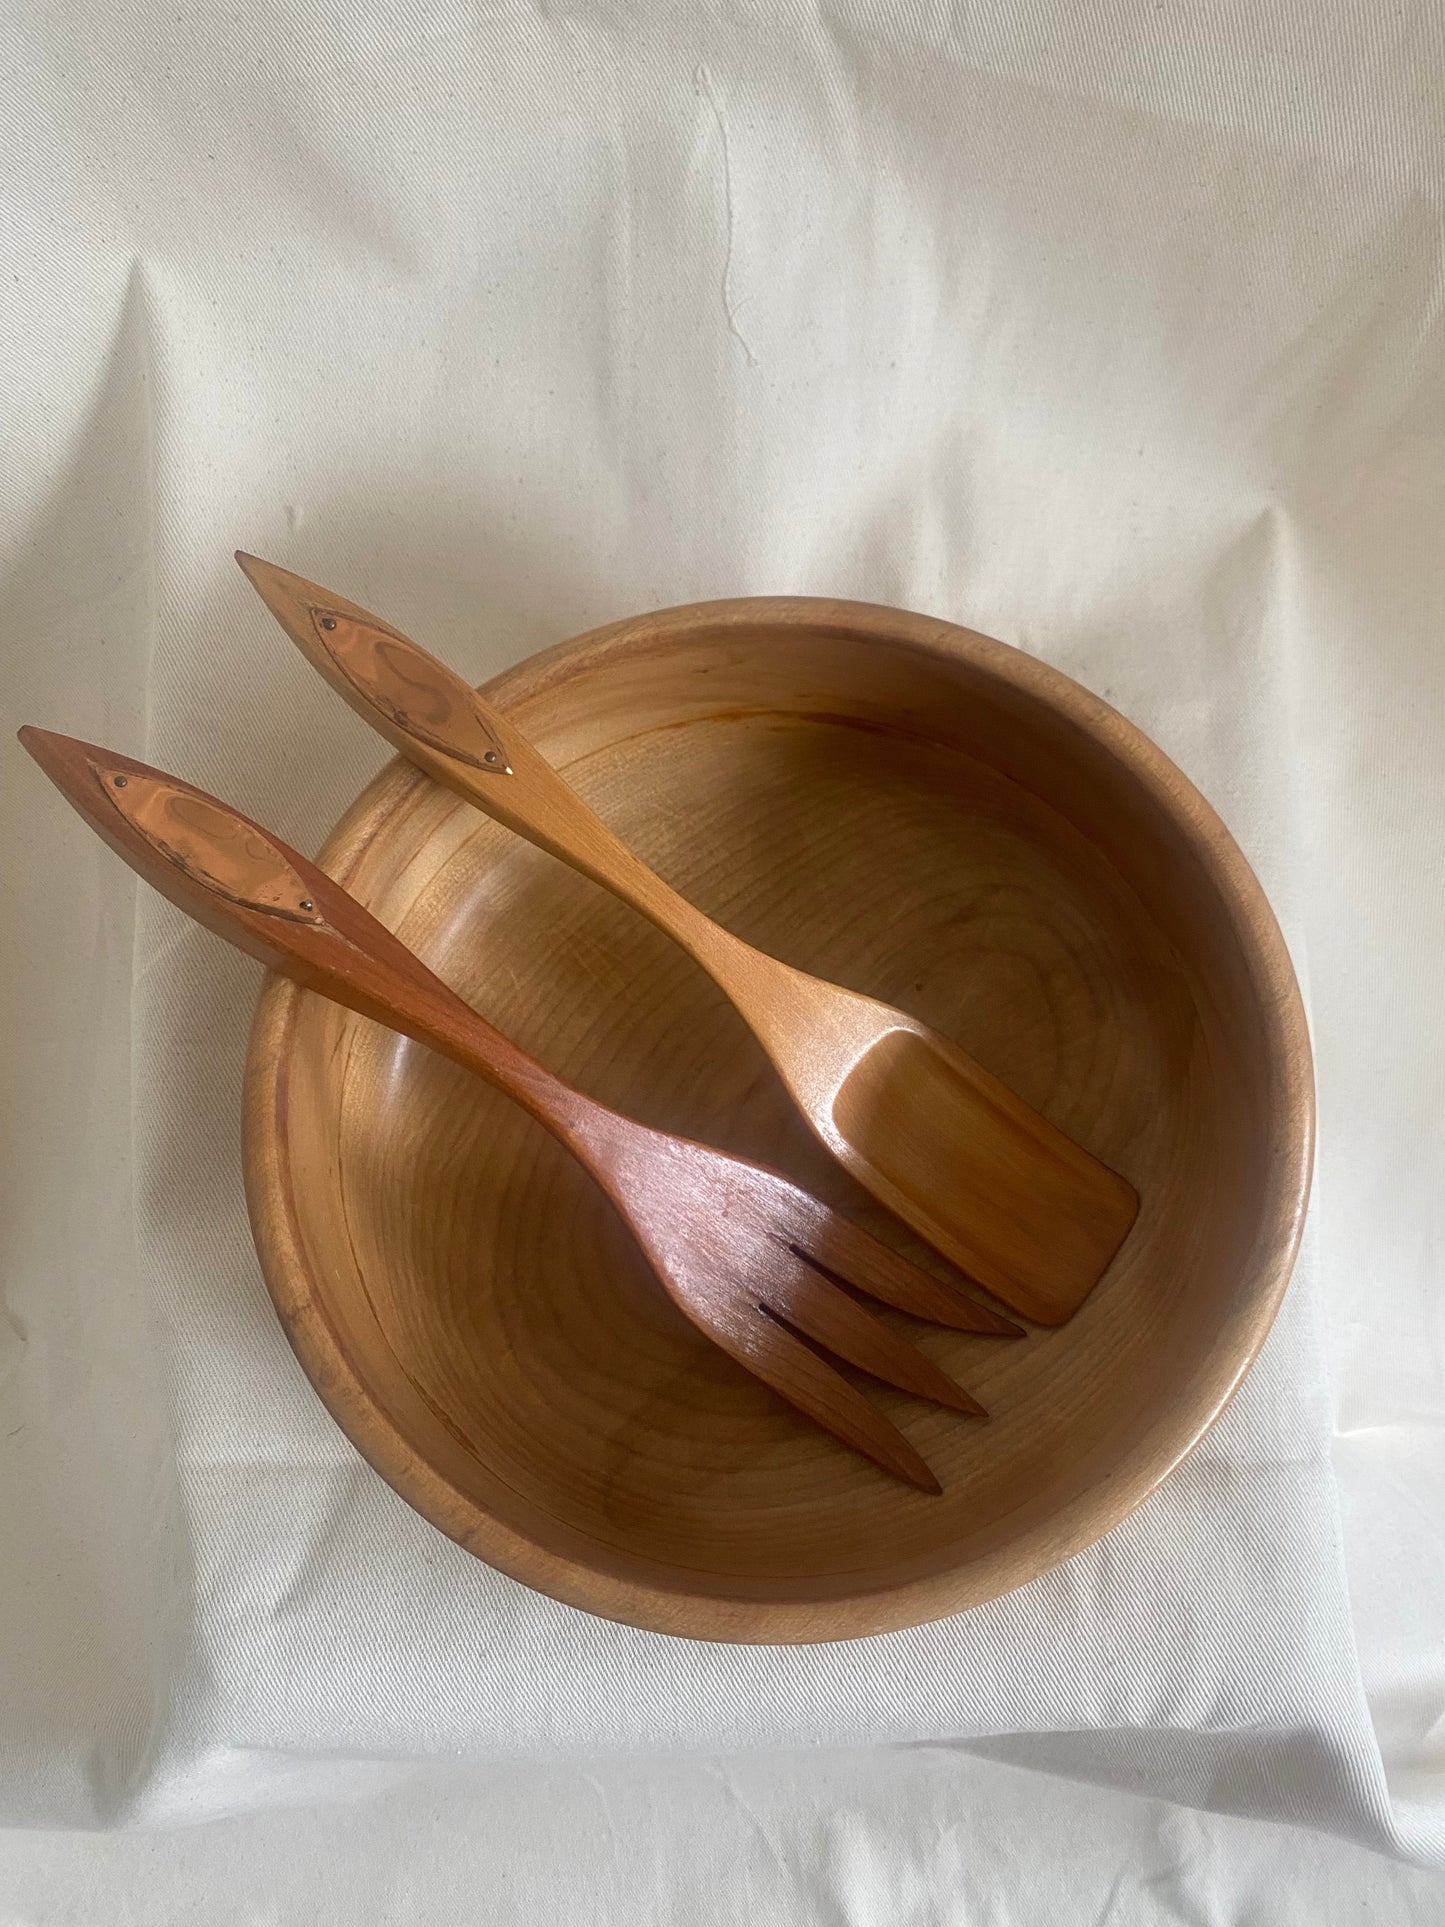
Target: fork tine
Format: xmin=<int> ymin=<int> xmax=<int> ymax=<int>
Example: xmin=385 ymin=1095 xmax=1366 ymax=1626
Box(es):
xmin=707 ymin=1308 xmax=944 ymax=1493
xmin=767 ymin=1263 xmax=986 ymax=1414
xmin=797 ymin=1215 xmax=1026 ymax=1334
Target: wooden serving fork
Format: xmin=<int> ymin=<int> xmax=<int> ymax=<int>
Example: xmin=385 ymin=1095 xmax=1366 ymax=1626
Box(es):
xmin=237 ymin=556 xmax=1139 ymax=1325
xmin=20 ymin=726 xmax=1023 ymax=1492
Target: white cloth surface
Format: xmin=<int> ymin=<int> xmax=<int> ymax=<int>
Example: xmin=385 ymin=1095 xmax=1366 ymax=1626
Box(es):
xmin=5 ymin=1746 xmax=1445 ymax=1927
xmin=3 ymin=1 xmax=1443 ymax=1919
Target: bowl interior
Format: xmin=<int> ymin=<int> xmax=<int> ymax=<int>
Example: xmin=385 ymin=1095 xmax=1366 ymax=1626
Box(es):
xmin=246 ymin=602 xmax=1309 ymax=1639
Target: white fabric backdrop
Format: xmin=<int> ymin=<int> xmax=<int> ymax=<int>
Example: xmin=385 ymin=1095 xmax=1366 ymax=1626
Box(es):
xmin=3 ymin=1 xmax=1443 ymax=1918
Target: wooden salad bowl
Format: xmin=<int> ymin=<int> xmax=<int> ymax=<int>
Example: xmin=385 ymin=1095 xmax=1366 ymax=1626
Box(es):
xmin=243 ymin=596 xmax=1313 ymax=1642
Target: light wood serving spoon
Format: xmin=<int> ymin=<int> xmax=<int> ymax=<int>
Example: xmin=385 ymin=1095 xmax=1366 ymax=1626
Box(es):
xmin=20 ymin=725 xmax=1026 ymax=1492
xmin=237 ymin=556 xmax=1140 ymax=1325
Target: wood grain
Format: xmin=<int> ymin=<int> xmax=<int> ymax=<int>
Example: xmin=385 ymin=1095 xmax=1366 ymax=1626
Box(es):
xmin=242 ymin=597 xmax=1314 ymax=1642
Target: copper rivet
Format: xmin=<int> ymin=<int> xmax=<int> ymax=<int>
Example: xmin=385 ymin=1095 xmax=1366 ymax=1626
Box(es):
xmin=113 ymin=775 xmax=128 ymax=787
xmin=485 ymin=750 xmax=500 ymax=764
xmin=299 ymin=899 xmax=314 ymax=911
xmin=320 ymin=616 xmax=337 ymax=631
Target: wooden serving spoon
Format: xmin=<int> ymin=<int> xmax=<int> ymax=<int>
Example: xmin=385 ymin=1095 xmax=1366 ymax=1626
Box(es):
xmin=237 ymin=556 xmax=1140 ymax=1325
xmin=20 ymin=725 xmax=1025 ymax=1493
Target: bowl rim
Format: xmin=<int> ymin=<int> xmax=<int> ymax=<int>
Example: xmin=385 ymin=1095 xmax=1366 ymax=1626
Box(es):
xmin=242 ymin=595 xmax=1315 ymax=1644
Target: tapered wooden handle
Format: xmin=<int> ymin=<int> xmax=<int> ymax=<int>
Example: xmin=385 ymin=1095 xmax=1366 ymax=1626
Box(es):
xmin=17 ymin=727 xmax=582 ymax=1131
xmin=235 ymin=554 xmax=757 ymax=983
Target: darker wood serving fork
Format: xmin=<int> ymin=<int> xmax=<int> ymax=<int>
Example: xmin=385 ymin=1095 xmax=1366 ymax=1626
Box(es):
xmin=20 ymin=726 xmax=1021 ymax=1491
